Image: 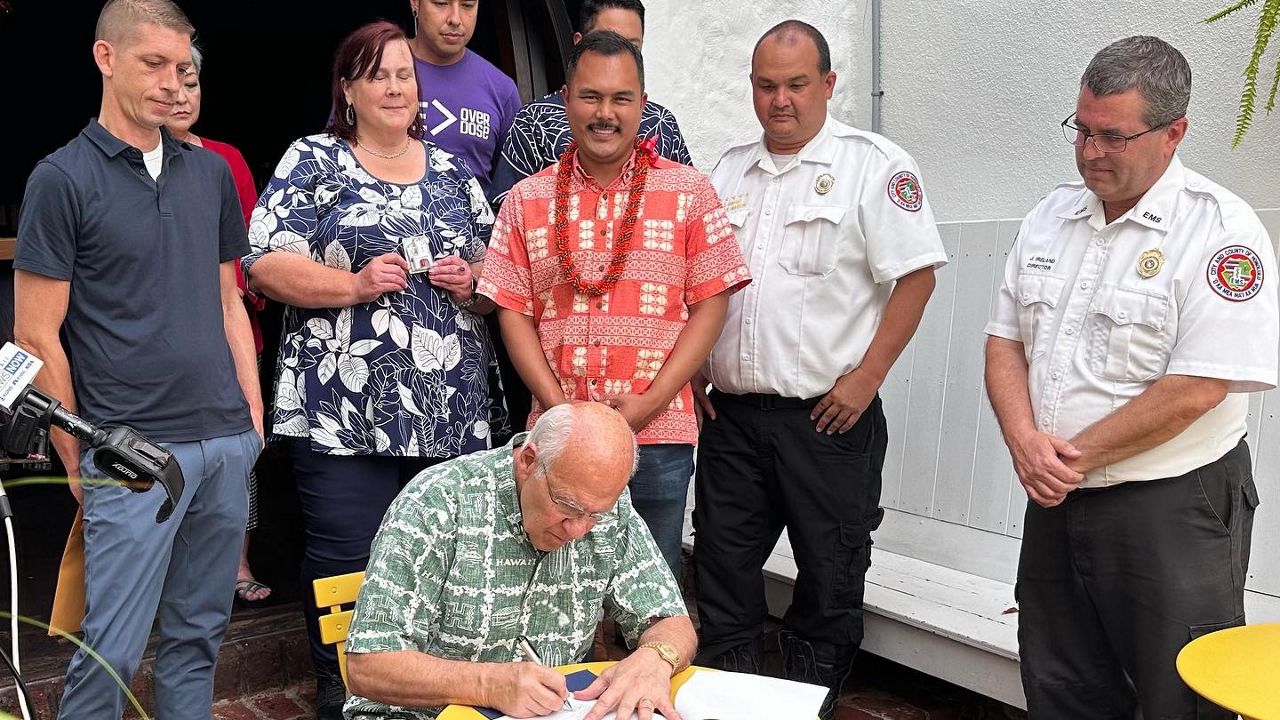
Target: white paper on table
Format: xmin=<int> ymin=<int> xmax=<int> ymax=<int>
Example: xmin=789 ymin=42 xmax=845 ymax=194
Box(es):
xmin=672 ymin=670 xmax=827 ymax=719
xmin=495 ymin=697 xmax=666 ymax=720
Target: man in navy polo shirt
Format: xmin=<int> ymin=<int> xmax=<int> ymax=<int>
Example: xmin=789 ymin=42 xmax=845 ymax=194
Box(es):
xmin=13 ymin=1 xmax=261 ymax=717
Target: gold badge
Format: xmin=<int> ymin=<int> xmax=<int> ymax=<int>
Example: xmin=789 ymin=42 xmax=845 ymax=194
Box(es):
xmin=815 ymin=173 xmax=835 ymax=195
xmin=1137 ymin=249 xmax=1164 ymax=279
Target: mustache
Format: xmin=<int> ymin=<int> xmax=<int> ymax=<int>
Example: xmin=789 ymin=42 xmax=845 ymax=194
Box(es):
xmin=588 ymin=121 xmax=621 ymax=132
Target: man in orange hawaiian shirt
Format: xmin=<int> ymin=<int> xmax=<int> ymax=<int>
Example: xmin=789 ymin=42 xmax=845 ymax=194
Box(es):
xmin=479 ymin=31 xmax=749 ymax=578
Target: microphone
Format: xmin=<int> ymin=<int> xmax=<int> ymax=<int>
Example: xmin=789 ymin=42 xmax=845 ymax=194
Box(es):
xmin=0 ymin=343 xmax=184 ymax=522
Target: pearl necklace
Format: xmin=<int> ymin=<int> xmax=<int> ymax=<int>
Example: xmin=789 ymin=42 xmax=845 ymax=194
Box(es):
xmin=356 ymin=135 xmax=412 ymax=160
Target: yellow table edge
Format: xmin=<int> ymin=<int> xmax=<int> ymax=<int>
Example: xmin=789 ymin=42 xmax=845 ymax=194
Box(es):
xmin=438 ymin=661 xmax=700 ymax=719
xmin=1176 ymin=622 xmax=1280 ymax=720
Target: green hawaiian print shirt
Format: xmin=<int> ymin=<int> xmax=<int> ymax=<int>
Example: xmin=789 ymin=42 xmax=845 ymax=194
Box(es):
xmin=343 ymin=434 xmax=687 ymax=719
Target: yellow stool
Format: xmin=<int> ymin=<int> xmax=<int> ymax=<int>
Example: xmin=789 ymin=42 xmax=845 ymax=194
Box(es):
xmin=1176 ymin=622 xmax=1280 ymax=720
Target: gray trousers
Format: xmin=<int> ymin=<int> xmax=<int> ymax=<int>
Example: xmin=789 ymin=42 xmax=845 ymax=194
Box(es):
xmin=1017 ymin=439 xmax=1258 ymax=719
xmin=58 ymin=429 xmax=259 ymax=720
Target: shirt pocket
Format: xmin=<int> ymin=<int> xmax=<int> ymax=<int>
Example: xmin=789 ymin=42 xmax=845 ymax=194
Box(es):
xmin=1015 ymin=273 xmax=1066 ymax=359
xmin=779 ymin=204 xmax=846 ymax=276
xmin=1085 ymin=284 xmax=1171 ymax=382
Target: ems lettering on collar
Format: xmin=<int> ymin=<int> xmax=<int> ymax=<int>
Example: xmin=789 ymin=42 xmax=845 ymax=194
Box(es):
xmin=1207 ymin=245 xmax=1265 ymax=302
xmin=888 ymin=171 xmax=923 ymax=212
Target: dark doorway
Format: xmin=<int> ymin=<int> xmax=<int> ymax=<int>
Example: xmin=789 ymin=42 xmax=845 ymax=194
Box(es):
xmin=0 ymin=0 xmax=573 ymax=627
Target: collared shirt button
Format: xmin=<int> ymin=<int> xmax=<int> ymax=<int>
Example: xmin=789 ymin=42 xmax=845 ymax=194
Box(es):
xmin=745 ymin=318 xmax=753 ymax=325
xmin=1118 ymin=310 xmax=1127 ymax=319
xmin=741 ymin=353 xmax=749 ymax=361
xmin=1051 ymin=371 xmax=1061 ymax=380
xmin=763 ymin=208 xmax=771 ymax=216
xmin=1065 ymin=327 xmax=1075 ymax=335
xmin=1080 ymin=281 xmax=1090 ymax=290
xmin=595 ymin=301 xmax=603 ymax=309
xmin=757 ymin=244 xmax=765 ymax=250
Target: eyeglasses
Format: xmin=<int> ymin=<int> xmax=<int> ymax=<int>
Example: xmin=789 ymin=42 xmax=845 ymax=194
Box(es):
xmin=1060 ymin=113 xmax=1177 ymax=153
xmin=536 ymin=460 xmax=612 ymax=523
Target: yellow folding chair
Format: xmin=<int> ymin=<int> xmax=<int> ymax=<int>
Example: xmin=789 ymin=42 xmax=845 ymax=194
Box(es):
xmin=312 ymin=571 xmax=366 ymax=688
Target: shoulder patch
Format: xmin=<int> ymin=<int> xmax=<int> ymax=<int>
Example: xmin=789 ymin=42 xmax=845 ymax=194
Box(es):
xmin=888 ymin=171 xmax=923 ymax=212
xmin=1207 ymin=245 xmax=1265 ymax=302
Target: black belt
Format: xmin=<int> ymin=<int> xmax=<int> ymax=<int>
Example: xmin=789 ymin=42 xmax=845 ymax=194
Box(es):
xmin=710 ymin=389 xmax=821 ymax=409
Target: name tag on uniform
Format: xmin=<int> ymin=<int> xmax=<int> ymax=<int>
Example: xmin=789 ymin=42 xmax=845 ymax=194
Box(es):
xmin=403 ymin=236 xmax=434 ymax=274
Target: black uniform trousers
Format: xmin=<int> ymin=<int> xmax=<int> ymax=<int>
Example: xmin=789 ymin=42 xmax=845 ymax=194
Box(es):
xmin=1017 ymin=439 xmax=1259 ymax=719
xmin=693 ymin=390 xmax=887 ymax=666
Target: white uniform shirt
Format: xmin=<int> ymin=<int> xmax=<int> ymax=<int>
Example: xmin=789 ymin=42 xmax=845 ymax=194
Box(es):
xmin=706 ymin=116 xmax=948 ymax=399
xmin=986 ymin=156 xmax=1279 ymax=487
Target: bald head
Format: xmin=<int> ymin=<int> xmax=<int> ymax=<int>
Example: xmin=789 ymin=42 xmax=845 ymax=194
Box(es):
xmin=517 ymin=403 xmax=638 ymax=551
xmin=754 ymin=19 xmax=831 ymax=76
xmin=95 ymin=0 xmax=193 ymax=49
xmin=529 ymin=402 xmax=637 ymax=498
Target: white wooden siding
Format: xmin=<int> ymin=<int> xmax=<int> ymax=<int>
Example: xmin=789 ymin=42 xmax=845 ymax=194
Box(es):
xmin=871 ymin=210 xmax=1280 ymax=597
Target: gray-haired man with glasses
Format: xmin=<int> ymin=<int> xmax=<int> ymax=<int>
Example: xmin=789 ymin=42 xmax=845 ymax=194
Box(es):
xmin=342 ymin=401 xmax=697 ymax=720
xmin=985 ymin=36 xmax=1277 ymax=718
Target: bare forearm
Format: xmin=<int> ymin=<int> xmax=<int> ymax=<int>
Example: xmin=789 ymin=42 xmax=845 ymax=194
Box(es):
xmin=984 ymin=336 xmax=1036 ymax=444
xmin=347 ymin=651 xmax=506 ymax=709
xmin=247 ymin=253 xmax=360 ymax=308
xmin=645 ymin=294 xmax=728 ymax=405
xmin=858 ymin=268 xmax=935 ymax=382
xmin=498 ymin=309 xmax=566 ymax=409
xmin=222 ymin=268 xmax=263 ymax=423
xmin=1068 ymin=375 xmax=1229 ymax=474
xmin=637 ymin=616 xmax=698 ymax=674
xmin=13 ymin=271 xmax=80 ymax=471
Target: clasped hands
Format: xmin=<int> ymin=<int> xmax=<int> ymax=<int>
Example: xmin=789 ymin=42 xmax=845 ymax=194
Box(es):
xmin=1010 ymin=429 xmax=1085 ymax=508
xmin=350 ymin=253 xmax=474 ymax=304
xmin=485 ymin=650 xmax=679 ymax=720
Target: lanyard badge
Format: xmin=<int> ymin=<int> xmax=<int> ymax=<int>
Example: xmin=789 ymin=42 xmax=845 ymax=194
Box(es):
xmin=402 ymin=235 xmax=434 ymax=274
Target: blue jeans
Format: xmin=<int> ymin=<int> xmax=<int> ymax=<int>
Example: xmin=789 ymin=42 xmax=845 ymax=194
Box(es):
xmin=630 ymin=443 xmax=695 ymax=579
xmin=59 ymin=429 xmax=259 ymax=720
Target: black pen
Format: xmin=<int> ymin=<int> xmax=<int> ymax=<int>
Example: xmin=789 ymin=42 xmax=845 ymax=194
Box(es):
xmin=517 ymin=634 xmax=573 ymax=711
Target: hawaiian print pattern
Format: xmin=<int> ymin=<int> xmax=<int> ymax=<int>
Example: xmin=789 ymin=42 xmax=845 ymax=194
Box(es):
xmin=480 ymin=153 xmax=751 ymax=445
xmin=246 ymin=134 xmax=507 ymax=457
xmin=344 ymin=436 xmax=687 ymax=719
xmin=490 ymin=92 xmax=692 ymax=207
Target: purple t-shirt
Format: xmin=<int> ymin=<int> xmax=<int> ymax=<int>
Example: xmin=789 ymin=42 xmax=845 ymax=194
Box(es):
xmin=415 ymin=49 xmax=521 ymax=196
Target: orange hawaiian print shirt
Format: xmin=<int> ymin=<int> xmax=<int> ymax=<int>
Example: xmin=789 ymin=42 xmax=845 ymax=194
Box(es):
xmin=479 ymin=151 xmax=750 ymax=445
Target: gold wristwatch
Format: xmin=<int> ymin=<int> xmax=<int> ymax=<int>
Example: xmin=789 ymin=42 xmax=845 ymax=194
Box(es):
xmin=639 ymin=641 xmax=681 ymax=675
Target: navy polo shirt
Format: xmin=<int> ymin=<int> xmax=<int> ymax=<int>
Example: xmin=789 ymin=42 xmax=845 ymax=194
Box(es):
xmin=14 ymin=120 xmax=251 ymax=442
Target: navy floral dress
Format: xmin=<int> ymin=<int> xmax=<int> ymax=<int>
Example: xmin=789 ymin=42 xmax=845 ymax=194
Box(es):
xmin=245 ymin=134 xmax=507 ymax=457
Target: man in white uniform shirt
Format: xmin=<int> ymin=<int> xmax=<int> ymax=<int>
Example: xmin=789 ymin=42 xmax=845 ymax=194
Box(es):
xmin=691 ymin=20 xmax=946 ymax=719
xmin=984 ymin=36 xmax=1278 ymax=718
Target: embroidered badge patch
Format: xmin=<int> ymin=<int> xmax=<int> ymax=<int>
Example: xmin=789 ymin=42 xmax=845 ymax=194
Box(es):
xmin=888 ymin=171 xmax=923 ymax=212
xmin=1207 ymin=245 xmax=1264 ymax=301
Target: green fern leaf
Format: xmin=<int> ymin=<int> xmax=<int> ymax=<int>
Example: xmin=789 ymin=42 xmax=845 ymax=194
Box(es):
xmin=1267 ymin=48 xmax=1280 ymax=112
xmin=1206 ymin=0 xmax=1262 ymax=24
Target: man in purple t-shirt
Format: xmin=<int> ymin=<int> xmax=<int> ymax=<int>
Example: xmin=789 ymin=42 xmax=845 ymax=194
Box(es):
xmin=409 ymin=0 xmax=521 ymax=195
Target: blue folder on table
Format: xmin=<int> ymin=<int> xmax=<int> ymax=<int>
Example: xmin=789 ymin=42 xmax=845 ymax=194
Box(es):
xmin=475 ymin=669 xmax=598 ymax=719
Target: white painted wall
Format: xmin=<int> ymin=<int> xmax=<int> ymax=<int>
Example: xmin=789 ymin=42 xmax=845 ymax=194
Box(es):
xmin=653 ymin=1 xmax=1280 ymax=601
xmin=643 ymin=0 xmax=1279 ymax=221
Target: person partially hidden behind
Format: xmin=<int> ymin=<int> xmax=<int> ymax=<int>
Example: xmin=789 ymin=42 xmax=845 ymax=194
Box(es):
xmin=343 ymin=401 xmax=697 ymax=720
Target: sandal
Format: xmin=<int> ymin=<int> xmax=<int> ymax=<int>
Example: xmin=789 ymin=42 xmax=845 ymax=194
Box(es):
xmin=234 ymin=578 xmax=272 ymax=606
